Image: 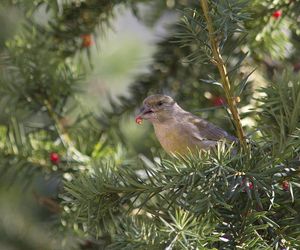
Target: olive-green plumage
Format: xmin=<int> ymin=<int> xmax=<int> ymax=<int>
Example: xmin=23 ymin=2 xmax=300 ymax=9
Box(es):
xmin=136 ymin=94 xmax=236 ymax=155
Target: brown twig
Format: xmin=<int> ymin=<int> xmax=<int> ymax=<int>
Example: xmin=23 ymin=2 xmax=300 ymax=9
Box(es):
xmin=200 ymin=0 xmax=247 ymax=150
xmin=44 ymin=99 xmax=90 ymax=163
xmin=44 ymin=99 xmax=73 ymax=148
xmin=33 ymin=191 xmax=62 ymax=213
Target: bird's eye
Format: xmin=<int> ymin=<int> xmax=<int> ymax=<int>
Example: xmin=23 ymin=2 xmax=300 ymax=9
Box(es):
xmin=158 ymin=101 xmax=163 ymax=106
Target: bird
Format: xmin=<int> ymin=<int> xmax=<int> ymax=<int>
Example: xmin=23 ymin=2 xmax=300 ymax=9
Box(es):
xmin=135 ymin=94 xmax=237 ymax=155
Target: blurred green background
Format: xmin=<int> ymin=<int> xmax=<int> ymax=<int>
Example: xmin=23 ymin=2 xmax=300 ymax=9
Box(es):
xmin=0 ymin=2 xmax=176 ymax=249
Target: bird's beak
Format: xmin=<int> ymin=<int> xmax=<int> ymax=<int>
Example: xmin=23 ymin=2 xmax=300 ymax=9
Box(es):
xmin=135 ymin=106 xmax=153 ymax=124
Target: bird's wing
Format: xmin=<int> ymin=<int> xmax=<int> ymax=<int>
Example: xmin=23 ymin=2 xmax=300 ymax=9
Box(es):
xmin=185 ymin=113 xmax=237 ymax=142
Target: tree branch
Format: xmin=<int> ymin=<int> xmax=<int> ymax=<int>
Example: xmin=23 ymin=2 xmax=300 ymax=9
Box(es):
xmin=200 ymin=0 xmax=247 ymax=150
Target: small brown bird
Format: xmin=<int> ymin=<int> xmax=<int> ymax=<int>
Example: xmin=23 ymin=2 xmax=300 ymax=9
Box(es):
xmin=135 ymin=94 xmax=236 ymax=155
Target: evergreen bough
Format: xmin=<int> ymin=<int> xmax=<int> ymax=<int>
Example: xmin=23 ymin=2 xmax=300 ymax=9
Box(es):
xmin=0 ymin=0 xmax=299 ymax=249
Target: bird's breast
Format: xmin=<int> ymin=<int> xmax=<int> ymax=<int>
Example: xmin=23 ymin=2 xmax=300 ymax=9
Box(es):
xmin=153 ymin=122 xmax=193 ymax=155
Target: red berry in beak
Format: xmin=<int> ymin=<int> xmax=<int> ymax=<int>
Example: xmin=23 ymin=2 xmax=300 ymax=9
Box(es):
xmin=135 ymin=116 xmax=143 ymax=125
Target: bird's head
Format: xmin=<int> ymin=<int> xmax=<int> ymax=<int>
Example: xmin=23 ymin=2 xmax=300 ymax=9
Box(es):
xmin=135 ymin=94 xmax=176 ymax=124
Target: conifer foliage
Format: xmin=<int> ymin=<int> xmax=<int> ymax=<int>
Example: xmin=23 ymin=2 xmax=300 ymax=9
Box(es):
xmin=0 ymin=0 xmax=300 ymax=249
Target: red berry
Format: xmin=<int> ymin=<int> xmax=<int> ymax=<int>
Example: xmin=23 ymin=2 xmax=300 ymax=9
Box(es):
xmin=242 ymin=179 xmax=254 ymax=192
xmin=50 ymin=152 xmax=60 ymax=164
xmin=135 ymin=116 xmax=143 ymax=125
xmin=213 ymin=97 xmax=225 ymax=106
xmin=81 ymin=34 xmax=93 ymax=47
xmin=272 ymin=10 xmax=282 ymax=19
xmin=282 ymin=180 xmax=289 ymax=191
